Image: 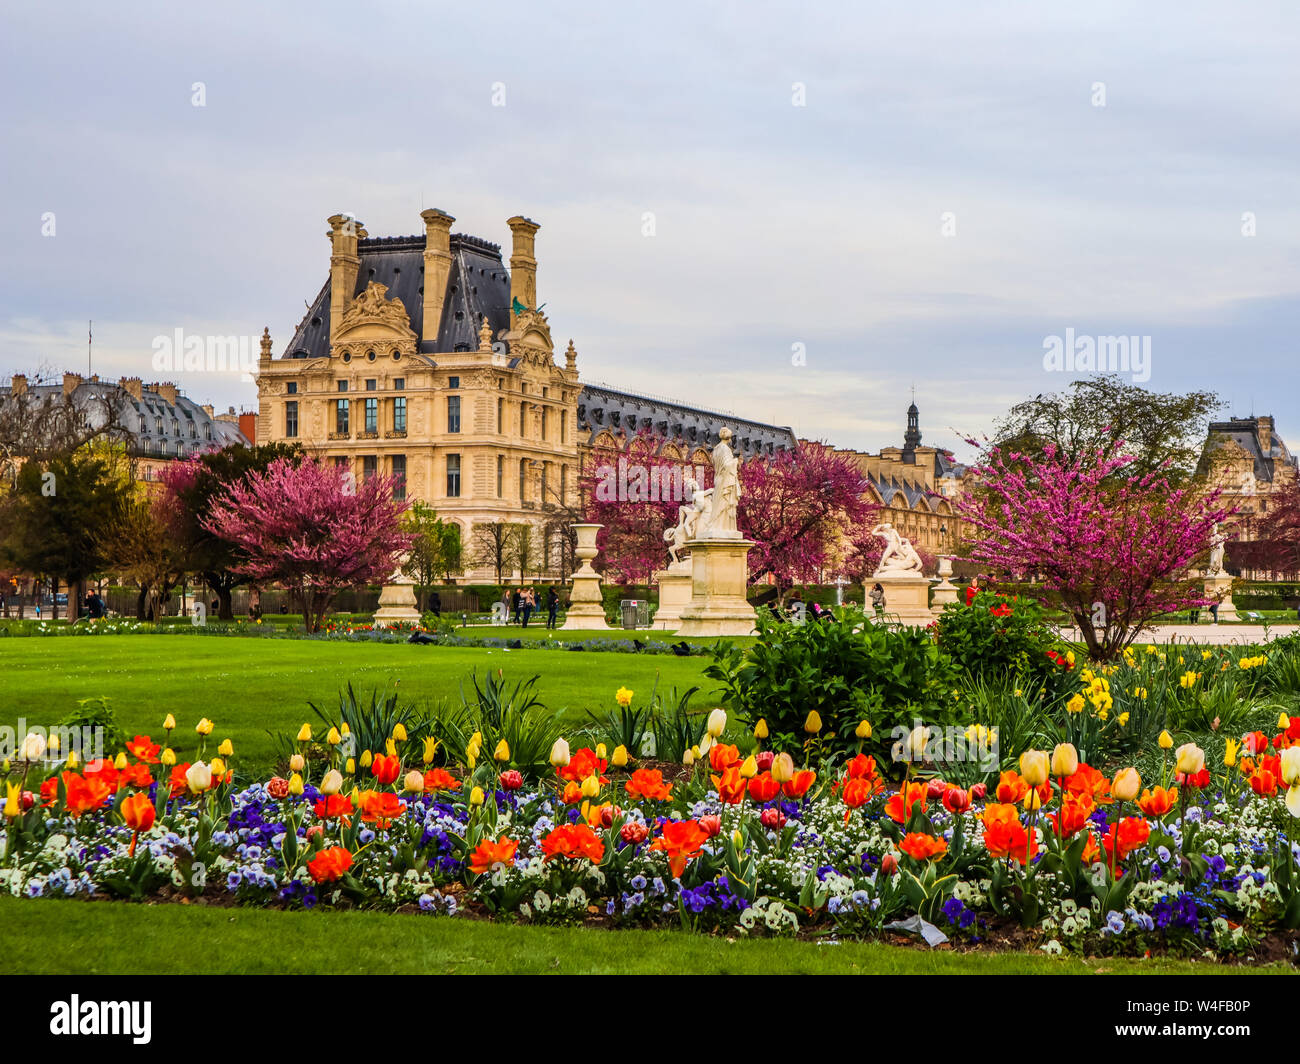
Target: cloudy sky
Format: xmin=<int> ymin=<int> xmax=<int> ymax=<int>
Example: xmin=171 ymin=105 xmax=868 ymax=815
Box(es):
xmin=2 ymin=1 xmax=1297 ymax=460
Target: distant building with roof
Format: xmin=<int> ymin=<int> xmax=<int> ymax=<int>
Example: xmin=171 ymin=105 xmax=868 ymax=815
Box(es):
xmin=2 ymin=372 xmax=252 ymax=483
xmin=835 ymin=402 xmax=969 ymax=557
xmin=1199 ymin=415 xmax=1298 ymax=565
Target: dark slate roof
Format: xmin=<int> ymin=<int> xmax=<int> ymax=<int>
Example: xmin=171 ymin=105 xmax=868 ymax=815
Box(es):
xmin=576 ymin=381 xmax=796 ymax=459
xmin=1203 ymin=417 xmax=1297 ymax=483
xmin=282 ymin=234 xmax=512 ymax=360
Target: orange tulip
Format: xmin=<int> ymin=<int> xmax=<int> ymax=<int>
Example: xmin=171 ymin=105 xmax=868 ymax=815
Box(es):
xmin=782 ymin=769 xmax=817 ymax=799
xmin=625 ymin=768 xmax=673 ymax=802
xmin=1137 ymin=785 xmax=1178 ymax=817
xmin=708 ymin=743 xmax=740 ymax=773
xmin=422 ymin=767 xmax=460 ymax=792
xmin=1063 ymin=762 xmax=1113 ymax=805
xmin=371 ymin=753 xmax=402 ymax=785
xmin=1048 ymin=793 xmax=1093 ymax=837
xmin=649 ymin=819 xmax=710 ymax=878
xmin=899 ymin=832 xmax=948 ymax=861
xmin=747 ymin=772 xmax=780 ymax=802
xmin=307 ymin=846 xmax=352 ymax=883
xmin=541 ymin=823 xmax=605 ymax=863
xmin=711 ymin=766 xmax=747 ymax=805
xmin=884 ymin=781 xmax=928 ymax=824
xmin=357 ymin=790 xmax=407 ymax=827
xmin=468 ymin=835 xmax=518 ymax=876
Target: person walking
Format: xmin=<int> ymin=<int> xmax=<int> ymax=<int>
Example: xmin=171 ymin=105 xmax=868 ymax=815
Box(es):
xmin=546 ymin=586 xmax=559 ymax=629
xmin=869 ymin=582 xmax=886 ymax=618
xmin=521 ymin=587 xmax=535 ymax=628
xmin=511 ymin=588 xmax=521 ymax=625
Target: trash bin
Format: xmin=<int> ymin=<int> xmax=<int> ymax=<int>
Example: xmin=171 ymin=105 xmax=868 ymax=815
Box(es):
xmin=620 ymin=599 xmax=649 ymax=629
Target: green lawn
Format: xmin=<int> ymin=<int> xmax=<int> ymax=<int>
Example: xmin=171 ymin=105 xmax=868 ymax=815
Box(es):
xmin=0 ymin=896 xmax=1287 ymax=974
xmin=0 ymin=635 xmax=720 ymax=771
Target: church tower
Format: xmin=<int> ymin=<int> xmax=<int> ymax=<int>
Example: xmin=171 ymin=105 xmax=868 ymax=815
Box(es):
xmin=902 ymin=401 xmax=921 ymax=463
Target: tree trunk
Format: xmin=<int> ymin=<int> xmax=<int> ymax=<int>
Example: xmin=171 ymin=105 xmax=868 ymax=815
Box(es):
xmin=215 ymin=584 xmax=233 ymax=621
xmin=136 ymin=584 xmax=149 ymax=620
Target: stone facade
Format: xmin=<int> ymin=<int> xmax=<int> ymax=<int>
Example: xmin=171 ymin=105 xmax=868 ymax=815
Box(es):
xmin=1199 ymin=415 xmax=1298 ymax=567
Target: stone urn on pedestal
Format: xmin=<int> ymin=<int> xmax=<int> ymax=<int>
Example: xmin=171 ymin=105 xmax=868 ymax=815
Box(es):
xmin=373 ymin=561 xmax=422 ymax=628
xmin=561 ymin=523 xmax=611 ymax=630
xmin=931 ymin=556 xmax=960 ymax=613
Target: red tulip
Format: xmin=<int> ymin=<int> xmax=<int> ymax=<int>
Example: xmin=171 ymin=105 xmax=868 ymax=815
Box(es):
xmin=760 ymin=807 xmax=786 ymax=830
xmin=755 ymin=751 xmax=775 ymax=772
xmin=942 ymin=785 xmax=971 ymax=814
xmin=880 ymin=854 xmax=898 ymax=876
xmin=699 ymin=814 xmax=722 ymax=838
xmin=926 ymin=778 xmax=947 ymax=799
xmin=970 ymin=782 xmax=987 ymax=800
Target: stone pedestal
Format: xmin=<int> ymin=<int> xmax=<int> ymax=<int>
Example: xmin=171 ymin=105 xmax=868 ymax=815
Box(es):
xmin=867 ymin=573 xmax=934 ymax=626
xmin=561 ymin=523 xmax=611 ymax=630
xmin=1203 ymin=574 xmax=1238 ymax=623
xmin=675 ymin=539 xmax=757 ymax=637
xmin=931 ymin=557 xmax=959 ymax=613
xmin=652 ymin=564 xmax=693 ymax=630
xmin=373 ymin=579 xmax=421 ymax=628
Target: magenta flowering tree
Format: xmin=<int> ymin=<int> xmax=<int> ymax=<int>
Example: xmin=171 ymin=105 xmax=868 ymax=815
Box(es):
xmin=202 ymin=457 xmax=413 ymax=632
xmin=956 ymin=441 xmax=1232 ymax=660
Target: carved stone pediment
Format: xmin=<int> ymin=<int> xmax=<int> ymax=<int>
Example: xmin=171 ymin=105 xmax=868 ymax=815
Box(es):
xmin=504 ymin=307 xmax=554 ymax=355
xmin=336 ymin=281 xmax=415 ymax=339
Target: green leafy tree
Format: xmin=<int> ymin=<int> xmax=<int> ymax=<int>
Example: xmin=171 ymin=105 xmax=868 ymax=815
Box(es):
xmin=401 ymin=503 xmax=464 ymax=609
xmin=992 ymin=374 xmax=1221 ymax=484
xmin=1 ymin=447 xmax=132 ymax=618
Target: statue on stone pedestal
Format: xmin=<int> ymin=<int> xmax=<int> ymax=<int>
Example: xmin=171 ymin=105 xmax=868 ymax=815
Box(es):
xmin=871 ymin=522 xmax=924 ymax=576
xmin=700 ymin=427 xmax=741 ymax=539
xmin=663 ymin=474 xmax=711 ymax=567
xmin=1207 ymin=522 xmax=1227 ymax=576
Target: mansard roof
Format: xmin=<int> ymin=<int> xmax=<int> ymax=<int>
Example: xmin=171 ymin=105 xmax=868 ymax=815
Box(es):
xmin=575 ymin=381 xmax=796 ymax=459
xmin=1203 ymin=417 xmax=1296 ymax=483
xmin=282 ymin=233 xmax=512 ymax=360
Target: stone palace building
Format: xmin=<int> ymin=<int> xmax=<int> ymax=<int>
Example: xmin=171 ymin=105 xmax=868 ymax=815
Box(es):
xmin=254 ymin=209 xmax=797 ymax=579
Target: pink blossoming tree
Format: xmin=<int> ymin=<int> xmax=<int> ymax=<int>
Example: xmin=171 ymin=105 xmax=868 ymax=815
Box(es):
xmin=202 ymin=457 xmax=413 ymax=632
xmin=956 ymin=441 xmax=1232 ymax=659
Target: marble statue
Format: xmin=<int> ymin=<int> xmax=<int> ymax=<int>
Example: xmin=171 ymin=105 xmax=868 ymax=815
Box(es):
xmin=1208 ymin=522 xmax=1227 ymax=576
xmin=700 ymin=427 xmax=741 ymax=539
xmin=871 ymin=522 xmax=924 ymax=575
xmin=664 ymin=474 xmax=711 ymax=566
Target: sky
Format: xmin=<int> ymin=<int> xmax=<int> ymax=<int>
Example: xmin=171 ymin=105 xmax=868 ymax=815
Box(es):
xmin=2 ymin=1 xmax=1297 ymax=462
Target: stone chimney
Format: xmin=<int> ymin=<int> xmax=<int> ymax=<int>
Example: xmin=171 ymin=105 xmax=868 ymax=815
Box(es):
xmin=420 ymin=209 xmax=455 ymax=346
xmin=154 ymin=382 xmax=178 ymax=405
xmin=62 ymin=372 xmax=83 ymax=398
xmin=1258 ymin=415 xmax=1274 ymax=455
xmin=118 ymin=376 xmax=143 ymax=400
xmin=327 ymin=213 xmax=366 ymax=344
xmin=202 ymin=404 xmax=214 ymax=417
xmin=506 ymin=216 xmax=540 ymax=328
xmin=10 ymin=374 xmax=26 ymax=396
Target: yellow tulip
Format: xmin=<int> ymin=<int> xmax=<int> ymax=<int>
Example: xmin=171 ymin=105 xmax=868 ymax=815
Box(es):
xmin=469 ymin=785 xmax=485 ymax=807
xmin=423 ymin=737 xmax=439 ymax=764
xmin=345 ymin=757 xmax=355 ymax=774
xmin=385 ymin=738 xmax=397 ymax=758
xmin=3 ymin=783 xmax=19 ymax=819
xmin=804 ymin=711 xmax=822 ymax=735
xmin=403 ymin=770 xmax=425 ymax=794
xmin=1280 ymin=747 xmax=1300 ymax=787
xmin=161 ymin=748 xmax=176 ymax=767
xmin=47 ymin=734 xmax=59 ymax=753
xmin=113 ymin=751 xmax=128 ymax=771
xmin=707 ymin=709 xmax=727 ymax=738
xmin=320 ymin=769 xmax=343 ymax=795
xmin=392 ymin=723 xmax=408 ymax=742
xmin=771 ymin=752 xmax=795 ymax=784
xmin=739 ymin=755 xmax=758 ymax=779
xmin=1174 ymin=743 xmax=1205 ymax=776
xmin=326 ymin=727 xmax=341 ymax=746
xmin=296 ymin=723 xmax=312 ymax=743
xmin=218 ymin=739 xmax=233 ymax=757
xmin=753 ymin=718 xmax=768 ymax=740
xmin=1158 ymin=730 xmax=1174 ymax=750
xmin=209 ymin=757 xmax=226 ymax=778
xmin=549 ymin=738 xmax=570 ymax=768
xmin=611 ymin=745 xmax=628 ymax=768
xmin=595 ymin=743 xmax=607 ymax=760
xmin=682 ymin=748 xmax=695 ymax=767
xmin=289 ymin=753 xmax=305 ymax=773
xmin=65 ymin=751 xmax=78 ymax=770
xmin=1223 ymin=738 xmax=1240 ymax=768
xmin=163 ymin=714 xmax=176 ymax=732
xmin=1280 ymin=714 xmax=1291 ymax=731
xmin=580 ymin=775 xmax=600 ymax=798
xmin=494 ymin=739 xmax=511 ymax=763
xmin=359 ymin=749 xmax=373 ymax=768
xmin=1112 ymin=767 xmax=1140 ymax=802
xmin=855 ymin=719 xmax=872 ymax=740
xmin=1019 ymin=749 xmax=1049 ymax=787
xmin=1050 ymin=743 xmax=1078 ymax=778
xmin=1022 ymin=788 xmax=1042 ymax=811
xmin=341 ymin=723 xmax=350 ymax=736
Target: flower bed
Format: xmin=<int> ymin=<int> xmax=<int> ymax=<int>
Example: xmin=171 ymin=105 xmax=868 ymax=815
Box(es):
xmin=4 ymin=708 xmax=1300 ymax=961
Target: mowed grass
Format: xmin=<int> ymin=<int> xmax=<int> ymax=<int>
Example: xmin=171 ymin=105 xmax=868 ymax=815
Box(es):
xmin=0 ymin=636 xmax=721 ymax=771
xmin=1 ymin=896 xmax=1289 ymax=975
